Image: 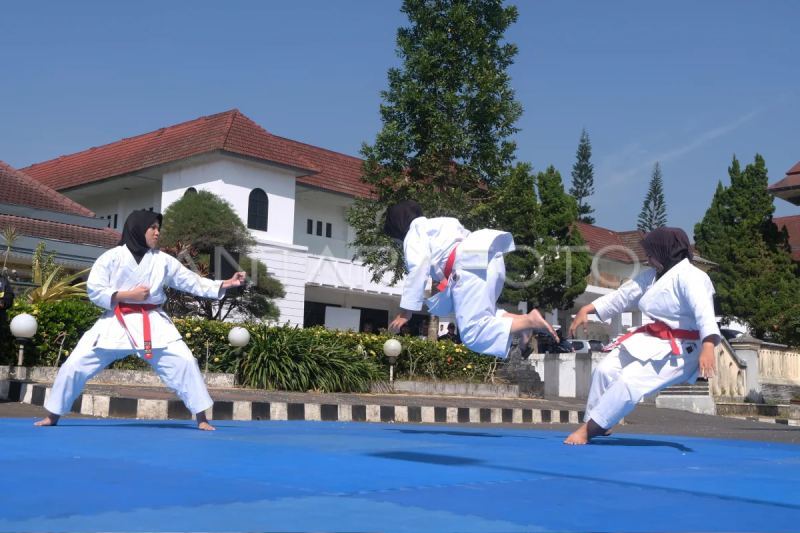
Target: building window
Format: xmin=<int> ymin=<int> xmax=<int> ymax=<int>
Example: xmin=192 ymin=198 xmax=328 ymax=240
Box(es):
xmin=184 ymin=187 xmax=197 ymax=196
xmin=326 ymin=223 xmax=332 ymax=238
xmin=316 ymin=221 xmax=322 ymax=236
xmin=113 ymin=214 xmax=118 ymax=229
xmin=247 ymin=189 xmax=269 ymax=231
xmin=307 ymin=219 xmax=313 ymax=235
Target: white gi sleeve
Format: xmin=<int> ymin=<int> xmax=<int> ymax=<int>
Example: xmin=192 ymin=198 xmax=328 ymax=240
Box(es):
xmin=680 ymin=270 xmax=721 ymax=346
xmin=592 ymin=270 xmax=652 ymax=321
xmin=400 ymin=225 xmax=432 ymax=312
xmin=164 ymin=255 xmax=225 ymax=299
xmin=87 ymin=252 xmax=118 ymax=310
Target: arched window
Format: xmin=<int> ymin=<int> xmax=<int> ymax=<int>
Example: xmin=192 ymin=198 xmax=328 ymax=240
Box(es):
xmin=184 ymin=187 xmax=197 ymax=196
xmin=248 ymin=189 xmax=268 ymax=231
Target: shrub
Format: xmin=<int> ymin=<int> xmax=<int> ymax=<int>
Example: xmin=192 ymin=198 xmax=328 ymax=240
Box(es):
xmin=3 ymin=298 xmax=102 ymax=366
xmin=2 ymin=302 xmax=500 ymax=388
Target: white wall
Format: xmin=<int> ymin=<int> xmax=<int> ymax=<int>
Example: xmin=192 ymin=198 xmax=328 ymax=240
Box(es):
xmin=249 ymin=237 xmax=309 ymax=327
xmin=79 ymin=184 xmax=161 ymax=231
xmin=294 ymin=196 xmax=350 ymax=259
xmin=305 ymin=285 xmax=403 ymax=314
xmin=161 ymin=155 xmax=297 ymax=245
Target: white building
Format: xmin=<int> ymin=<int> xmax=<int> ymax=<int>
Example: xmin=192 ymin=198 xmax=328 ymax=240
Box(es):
xmin=21 ymin=109 xmax=716 ymax=341
xmin=22 ymin=110 xmax=428 ymax=332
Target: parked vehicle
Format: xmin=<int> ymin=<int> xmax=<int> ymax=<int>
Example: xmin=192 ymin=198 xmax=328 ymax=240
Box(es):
xmin=570 ymin=339 xmax=606 ymax=353
xmin=535 ymin=332 xmax=574 ymax=354
xmin=720 ymin=328 xmax=744 ymax=341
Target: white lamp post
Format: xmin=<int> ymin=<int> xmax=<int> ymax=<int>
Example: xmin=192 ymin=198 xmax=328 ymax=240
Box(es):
xmin=10 ymin=313 xmax=37 ymax=366
xmin=383 ymin=338 xmax=402 ymax=390
xmin=229 ymin=327 xmax=250 ymax=348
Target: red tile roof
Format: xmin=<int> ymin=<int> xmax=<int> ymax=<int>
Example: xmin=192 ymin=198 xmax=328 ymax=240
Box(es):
xmin=22 ymin=110 xmax=320 ymax=191
xmin=0 ymin=214 xmax=120 ymax=249
xmin=0 ymin=160 xmax=120 ymax=250
xmin=774 ymin=215 xmax=800 ymax=261
xmin=0 ymin=160 xmax=95 ymax=216
xmin=573 ymin=222 xmax=644 ymax=263
xmin=277 ymin=136 xmax=372 ymax=198
xmin=768 ymin=161 xmax=800 ymax=191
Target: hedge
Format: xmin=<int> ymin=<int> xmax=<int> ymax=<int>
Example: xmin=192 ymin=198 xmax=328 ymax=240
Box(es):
xmin=2 ymin=299 xmax=500 ymax=390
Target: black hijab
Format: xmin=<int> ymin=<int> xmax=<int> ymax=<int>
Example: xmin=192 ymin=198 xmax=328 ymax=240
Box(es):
xmin=118 ymin=210 xmax=162 ymax=264
xmin=640 ymin=227 xmax=692 ymax=278
xmin=384 ymin=200 xmax=424 ymax=242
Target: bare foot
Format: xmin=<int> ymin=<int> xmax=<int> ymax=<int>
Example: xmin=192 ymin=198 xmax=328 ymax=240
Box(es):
xmin=527 ymin=309 xmax=557 ymax=338
xmin=564 ymin=420 xmax=610 ymax=445
xmin=34 ymin=414 xmax=60 ymax=427
xmin=196 ymin=412 xmax=215 ymax=431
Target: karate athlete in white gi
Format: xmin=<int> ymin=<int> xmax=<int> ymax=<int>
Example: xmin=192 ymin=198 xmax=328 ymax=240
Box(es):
xmin=35 ymin=210 xmax=246 ymax=431
xmin=565 ymin=227 xmax=720 ymax=444
xmin=384 ymin=200 xmax=556 ymax=357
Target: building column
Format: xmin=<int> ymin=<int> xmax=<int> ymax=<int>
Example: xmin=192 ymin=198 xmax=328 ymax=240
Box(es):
xmin=545 ymin=309 xmax=559 ymax=327
xmin=632 ymin=310 xmax=643 ymax=328
xmin=610 ymin=314 xmax=623 ymax=340
xmin=518 ymin=301 xmax=528 ymax=314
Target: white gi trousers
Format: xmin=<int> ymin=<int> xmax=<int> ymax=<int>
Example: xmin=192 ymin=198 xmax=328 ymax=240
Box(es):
xmin=451 ymin=251 xmax=513 ymax=358
xmin=45 ymin=333 xmax=213 ymax=416
xmin=584 ymin=345 xmax=701 ymax=428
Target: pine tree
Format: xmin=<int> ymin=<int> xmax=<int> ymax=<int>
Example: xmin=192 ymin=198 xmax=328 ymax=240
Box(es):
xmin=637 ymin=162 xmax=667 ymax=232
xmin=569 ymin=128 xmax=595 ymax=224
xmin=346 ymin=0 xmax=521 ymax=341
xmin=346 ymin=0 xmax=588 ymax=339
xmin=500 ymin=165 xmax=591 ymax=310
xmin=695 ymin=154 xmax=800 ymax=339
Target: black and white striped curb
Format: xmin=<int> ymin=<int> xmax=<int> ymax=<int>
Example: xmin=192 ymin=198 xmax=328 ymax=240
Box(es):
xmin=2 ymin=380 xmax=600 ymax=425
xmin=725 ymin=415 xmax=800 ymax=426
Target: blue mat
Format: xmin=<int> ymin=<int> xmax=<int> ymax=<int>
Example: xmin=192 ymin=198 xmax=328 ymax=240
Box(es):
xmin=0 ymin=418 xmax=798 ymax=532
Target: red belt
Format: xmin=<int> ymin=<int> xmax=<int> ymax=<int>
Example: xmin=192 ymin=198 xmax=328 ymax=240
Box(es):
xmin=612 ymin=321 xmax=700 ymax=355
xmin=115 ymin=303 xmax=159 ymax=359
xmin=437 ymin=246 xmax=459 ymax=292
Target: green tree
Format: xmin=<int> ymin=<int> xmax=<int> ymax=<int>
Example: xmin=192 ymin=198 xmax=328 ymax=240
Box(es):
xmin=160 ymin=190 xmax=256 ymax=255
xmin=500 ymin=165 xmax=590 ymax=310
xmin=694 ymin=154 xmax=800 ymax=339
xmin=346 ymin=0 xmax=523 ymax=339
xmin=160 ymin=191 xmax=285 ymax=321
xmin=569 ymin=128 xmax=595 ymax=224
xmin=638 ymin=162 xmax=667 ymax=232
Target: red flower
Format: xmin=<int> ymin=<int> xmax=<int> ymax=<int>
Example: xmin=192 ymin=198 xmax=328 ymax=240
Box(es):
xmin=447 ymin=357 xmax=452 ymax=362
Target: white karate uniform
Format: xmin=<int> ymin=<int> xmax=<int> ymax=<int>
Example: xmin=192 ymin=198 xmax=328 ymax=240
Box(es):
xmin=584 ymin=259 xmax=721 ymax=428
xmin=46 ymin=246 xmax=225 ymax=416
xmin=401 ymin=217 xmax=515 ymax=358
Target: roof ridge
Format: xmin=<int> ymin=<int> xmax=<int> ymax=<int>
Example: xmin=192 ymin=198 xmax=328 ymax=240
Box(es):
xmin=220 ymin=109 xmax=238 ymax=149
xmin=23 ymin=110 xmax=239 ymax=171
xmin=223 ymin=113 xmax=320 ymax=173
xmin=276 ymin=135 xmax=365 ymax=162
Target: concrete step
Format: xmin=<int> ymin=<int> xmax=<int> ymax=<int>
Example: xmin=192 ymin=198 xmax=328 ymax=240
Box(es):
xmin=725 ymin=415 xmax=800 ymax=426
xmin=1 ymin=379 xmax=601 ymax=426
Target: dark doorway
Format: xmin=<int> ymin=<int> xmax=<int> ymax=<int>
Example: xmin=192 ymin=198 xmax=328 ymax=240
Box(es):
xmin=352 ymin=306 xmax=389 ymax=332
xmin=303 ymin=301 xmax=341 ymax=328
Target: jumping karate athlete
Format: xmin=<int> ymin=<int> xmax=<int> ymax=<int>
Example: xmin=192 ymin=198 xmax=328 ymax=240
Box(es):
xmin=35 ymin=210 xmax=246 ymax=431
xmin=565 ymin=227 xmax=720 ymax=445
xmin=384 ymin=200 xmax=556 ymax=357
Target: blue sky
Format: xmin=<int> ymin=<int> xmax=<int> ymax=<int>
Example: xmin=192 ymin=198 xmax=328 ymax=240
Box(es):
xmin=1 ymin=0 xmax=798 ymax=238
